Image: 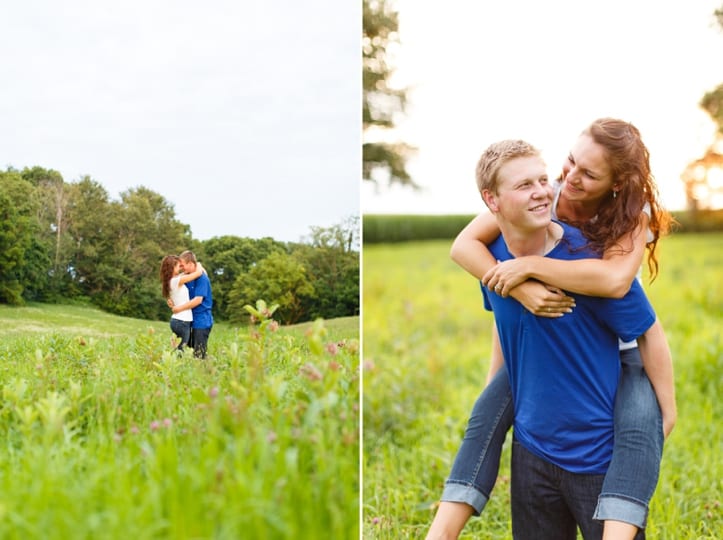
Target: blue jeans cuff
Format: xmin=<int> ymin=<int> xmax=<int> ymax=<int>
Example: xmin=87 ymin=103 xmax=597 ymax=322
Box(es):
xmin=441 ymin=482 xmax=489 ymax=516
xmin=594 ymin=493 xmax=648 ymax=529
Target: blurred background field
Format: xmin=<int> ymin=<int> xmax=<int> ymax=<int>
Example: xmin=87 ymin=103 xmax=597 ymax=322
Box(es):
xmin=362 ymin=232 xmax=722 ymax=539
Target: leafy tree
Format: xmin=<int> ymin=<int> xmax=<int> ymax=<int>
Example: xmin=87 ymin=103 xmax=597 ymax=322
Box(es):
xmin=65 ymin=176 xmax=114 ymax=300
xmin=296 ymin=217 xmax=360 ymax=319
xmin=65 ymin=182 xmax=189 ymax=319
xmin=293 ymin=244 xmax=359 ymax=320
xmin=363 ymin=0 xmax=416 ymax=187
xmin=304 ymin=215 xmax=360 ymax=253
xmin=21 ymin=166 xmax=73 ymax=298
xmin=201 ymin=236 xmax=287 ymax=320
xmin=99 ymin=187 xmax=191 ymax=319
xmin=227 ymin=252 xmax=315 ymax=325
xmin=0 ymin=172 xmax=40 ymax=304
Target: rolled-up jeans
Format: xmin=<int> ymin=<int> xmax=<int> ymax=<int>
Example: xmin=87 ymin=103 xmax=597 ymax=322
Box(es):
xmin=441 ymin=347 xmax=663 ymax=529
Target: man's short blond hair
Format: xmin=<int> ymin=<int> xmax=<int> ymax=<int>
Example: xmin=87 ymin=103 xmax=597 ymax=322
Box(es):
xmin=179 ymin=250 xmax=197 ymax=264
xmin=476 ymin=139 xmax=541 ymax=196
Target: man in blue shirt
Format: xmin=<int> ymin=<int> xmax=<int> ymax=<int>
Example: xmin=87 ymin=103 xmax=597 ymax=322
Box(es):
xmin=475 ymin=140 xmax=656 ymax=538
xmin=176 ymin=250 xmax=214 ymax=359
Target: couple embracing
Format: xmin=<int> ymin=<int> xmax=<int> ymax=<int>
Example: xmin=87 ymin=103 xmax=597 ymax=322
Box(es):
xmin=159 ymin=250 xmax=214 ymax=359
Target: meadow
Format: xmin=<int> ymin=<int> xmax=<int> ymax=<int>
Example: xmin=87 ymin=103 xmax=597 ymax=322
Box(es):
xmin=363 ymin=232 xmax=723 ymax=539
xmin=0 ymin=303 xmax=359 ymax=539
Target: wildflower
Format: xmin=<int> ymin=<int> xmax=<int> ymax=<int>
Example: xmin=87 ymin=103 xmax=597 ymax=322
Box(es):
xmin=300 ymin=362 xmax=323 ymax=381
xmin=163 ymin=418 xmax=172 ymax=428
xmin=150 ymin=420 xmax=160 ymax=431
xmin=267 ymin=431 xmax=277 ymax=443
xmin=208 ymin=386 xmax=219 ymax=399
xmin=269 ymin=320 xmax=280 ymax=332
xmin=325 ymin=342 xmax=338 ymax=356
xmin=130 ymin=425 xmax=139 ymax=434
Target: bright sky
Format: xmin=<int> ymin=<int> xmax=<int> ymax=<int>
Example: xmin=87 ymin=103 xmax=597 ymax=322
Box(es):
xmin=362 ymin=0 xmax=723 ymax=214
xmin=0 ymin=0 xmax=360 ymax=242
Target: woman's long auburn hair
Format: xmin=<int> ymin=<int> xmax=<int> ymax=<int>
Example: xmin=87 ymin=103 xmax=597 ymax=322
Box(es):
xmin=159 ymin=255 xmax=179 ymax=299
xmin=563 ymin=118 xmax=673 ymax=280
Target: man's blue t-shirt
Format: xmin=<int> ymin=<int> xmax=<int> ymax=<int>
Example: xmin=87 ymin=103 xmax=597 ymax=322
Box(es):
xmin=482 ymin=221 xmax=656 ymax=474
xmin=185 ymin=272 xmax=213 ymax=329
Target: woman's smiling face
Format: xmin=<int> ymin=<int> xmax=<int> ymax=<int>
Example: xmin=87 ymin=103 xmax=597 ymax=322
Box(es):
xmin=561 ymin=133 xmax=617 ymax=205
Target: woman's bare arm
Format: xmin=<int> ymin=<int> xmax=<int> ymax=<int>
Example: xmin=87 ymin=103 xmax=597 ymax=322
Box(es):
xmin=177 ymin=262 xmax=205 ymax=286
xmin=637 ymin=319 xmax=676 ymax=438
xmin=452 ymin=213 xmax=575 ymax=316
xmin=450 ymin=212 xmax=501 ymax=279
xmin=485 ymin=216 xmax=649 ymax=298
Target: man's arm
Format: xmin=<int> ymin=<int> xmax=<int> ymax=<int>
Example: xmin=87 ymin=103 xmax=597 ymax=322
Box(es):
xmin=486 ymin=324 xmax=505 ymax=386
xmin=172 ymin=295 xmax=203 ymax=314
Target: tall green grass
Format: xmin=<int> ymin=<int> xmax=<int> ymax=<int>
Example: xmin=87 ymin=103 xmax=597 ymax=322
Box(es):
xmin=0 ymin=304 xmax=359 ymax=539
xmin=363 ymin=233 xmax=723 ymax=539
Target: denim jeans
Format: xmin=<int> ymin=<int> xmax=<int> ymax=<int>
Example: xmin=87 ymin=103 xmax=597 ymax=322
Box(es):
xmin=594 ymin=348 xmax=664 ymax=529
xmin=441 ymin=348 xmax=662 ymax=530
xmin=170 ymin=318 xmax=191 ymax=353
xmin=511 ymin=440 xmax=604 ymax=540
xmin=190 ymin=326 xmax=212 ymax=359
xmin=442 ymin=366 xmax=514 ymax=514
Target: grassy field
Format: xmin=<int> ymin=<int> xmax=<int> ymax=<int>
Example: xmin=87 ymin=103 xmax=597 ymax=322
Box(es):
xmin=362 ymin=232 xmax=723 ymax=539
xmin=0 ymin=303 xmax=359 ymax=539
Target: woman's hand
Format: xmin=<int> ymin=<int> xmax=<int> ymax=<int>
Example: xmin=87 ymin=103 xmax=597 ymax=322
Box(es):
xmin=507 ymin=280 xmax=575 ymax=318
xmin=483 ymin=257 xmax=538 ymax=297
xmin=663 ymin=409 xmax=676 ymax=440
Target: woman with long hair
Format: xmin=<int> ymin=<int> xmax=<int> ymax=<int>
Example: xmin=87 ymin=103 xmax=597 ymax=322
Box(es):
xmin=159 ymin=255 xmax=203 ymax=353
xmin=427 ymin=118 xmax=676 ymax=540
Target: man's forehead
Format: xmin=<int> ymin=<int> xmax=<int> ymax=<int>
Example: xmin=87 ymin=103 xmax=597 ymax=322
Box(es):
xmin=500 ymin=155 xmax=547 ymax=183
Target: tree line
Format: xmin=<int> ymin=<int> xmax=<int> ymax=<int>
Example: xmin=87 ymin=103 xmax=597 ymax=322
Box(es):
xmin=0 ymin=166 xmax=359 ymax=325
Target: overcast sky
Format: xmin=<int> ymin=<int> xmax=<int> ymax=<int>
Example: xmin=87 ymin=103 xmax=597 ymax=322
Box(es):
xmin=363 ymin=0 xmax=723 ymax=214
xmin=1 ymin=0 xmax=360 ymax=242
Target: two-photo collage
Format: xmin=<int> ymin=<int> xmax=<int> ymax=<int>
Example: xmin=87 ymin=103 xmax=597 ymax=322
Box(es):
xmin=2 ymin=1 xmax=722 ymax=539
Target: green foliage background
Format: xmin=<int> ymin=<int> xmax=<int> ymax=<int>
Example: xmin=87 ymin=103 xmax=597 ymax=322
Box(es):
xmin=363 ymin=211 xmax=723 ymax=244
xmin=362 ymin=233 xmax=723 ymax=539
xmin=0 ymin=167 xmax=359 ymax=325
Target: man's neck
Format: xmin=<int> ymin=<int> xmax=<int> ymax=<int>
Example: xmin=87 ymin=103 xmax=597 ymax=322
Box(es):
xmin=499 ymin=222 xmax=561 ymax=258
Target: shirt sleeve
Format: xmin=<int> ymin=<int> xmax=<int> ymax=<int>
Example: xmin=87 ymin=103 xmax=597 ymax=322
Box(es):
xmin=599 ymin=280 xmax=656 ymax=342
xmin=193 ymin=275 xmax=210 ymax=299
